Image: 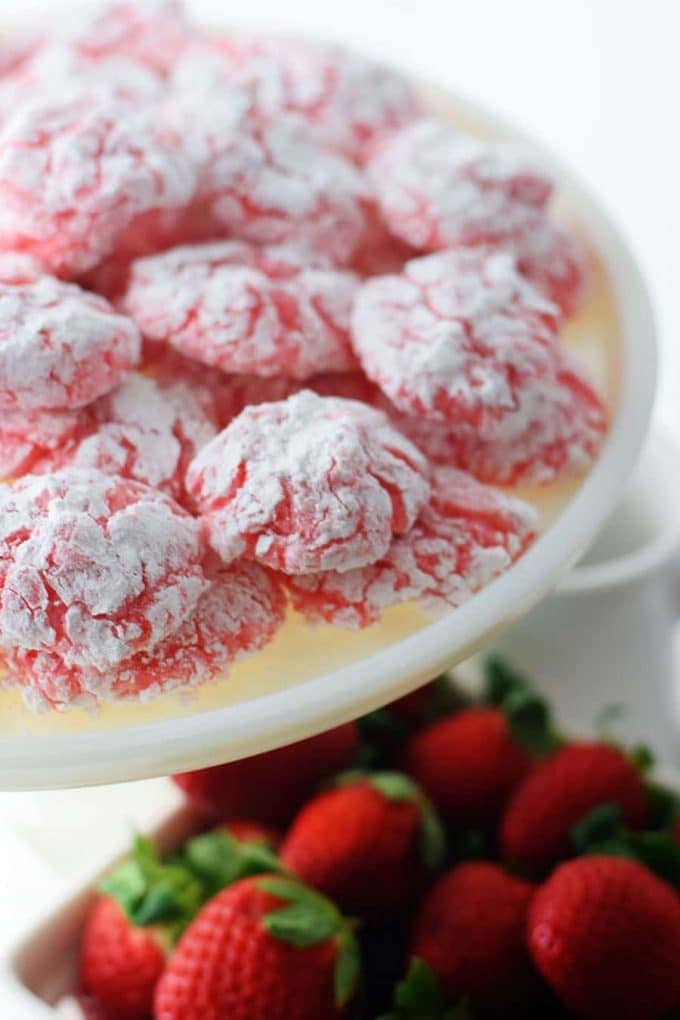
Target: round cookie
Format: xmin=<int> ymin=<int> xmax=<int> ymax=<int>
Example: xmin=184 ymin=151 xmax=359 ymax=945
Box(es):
xmin=0 ymin=96 xmax=197 ymax=278
xmin=170 ymin=87 xmax=369 ymax=265
xmin=0 ymin=468 xmax=207 ymax=672
xmin=122 ymin=242 xmax=359 ymax=378
xmin=186 ymin=389 xmax=430 ymax=574
xmin=351 ymin=247 xmax=560 ymax=431
xmin=173 ymin=31 xmax=421 ymax=161
xmin=5 ymin=560 xmax=285 ymax=710
xmin=366 ymin=116 xmax=552 ymax=250
xmin=285 ymin=467 xmax=536 ymax=628
xmin=36 ymin=372 xmax=218 ymax=504
xmin=0 ymin=258 xmax=140 ymax=413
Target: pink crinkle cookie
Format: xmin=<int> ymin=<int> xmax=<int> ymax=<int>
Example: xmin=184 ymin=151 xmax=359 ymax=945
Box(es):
xmin=186 ymin=389 xmax=431 ymax=574
xmin=0 ymin=468 xmax=207 ymax=673
xmin=171 ymin=87 xmax=369 ymax=265
xmin=122 ymin=241 xmax=359 ymax=378
xmin=284 ymin=466 xmax=536 ymax=628
xmin=37 ymin=372 xmax=219 ymax=504
xmin=0 ymin=255 xmax=140 ymax=413
xmin=351 ymin=247 xmax=560 ymax=431
xmin=366 ymin=117 xmax=552 ymax=251
xmin=0 ymin=407 xmax=89 ymax=479
xmin=173 ymin=31 xmax=421 ymax=161
xmin=5 ymin=560 xmax=285 ymax=711
xmin=510 ymin=220 xmax=588 ymax=320
xmin=60 ymin=0 xmax=189 ymax=77
xmin=391 ymin=359 xmax=607 ymax=486
xmin=0 ymin=97 xmax=197 ymax=278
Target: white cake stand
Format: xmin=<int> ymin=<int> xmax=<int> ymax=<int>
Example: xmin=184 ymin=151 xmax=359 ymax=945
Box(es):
xmin=0 ymin=89 xmax=656 ymax=789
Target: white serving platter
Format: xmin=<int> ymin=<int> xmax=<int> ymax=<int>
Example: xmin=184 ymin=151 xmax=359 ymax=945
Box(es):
xmin=0 ymin=84 xmax=656 ymax=790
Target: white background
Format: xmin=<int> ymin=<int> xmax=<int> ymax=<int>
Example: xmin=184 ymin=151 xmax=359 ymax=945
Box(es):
xmin=0 ymin=0 xmax=679 ymax=964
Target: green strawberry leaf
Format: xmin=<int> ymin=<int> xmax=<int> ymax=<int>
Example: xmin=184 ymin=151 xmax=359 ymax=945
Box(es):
xmin=378 ymin=959 xmax=472 ymax=1019
xmin=571 ymin=804 xmax=680 ymax=889
xmin=369 ymin=772 xmax=421 ymax=802
xmin=570 ymin=802 xmax=623 ymax=854
xmin=418 ymin=797 xmax=446 ymax=872
xmin=629 ymin=744 xmax=655 ymax=773
xmin=503 ymin=688 xmax=562 ymax=756
xmin=183 ymin=829 xmax=280 ymax=894
xmin=264 ymin=902 xmax=338 ymax=947
xmin=100 ymin=835 xmax=203 ymax=937
xmin=483 ymin=655 xmax=532 ymax=706
xmin=259 ymin=875 xmax=360 ymax=1006
xmin=646 ymin=780 xmax=680 ymax=829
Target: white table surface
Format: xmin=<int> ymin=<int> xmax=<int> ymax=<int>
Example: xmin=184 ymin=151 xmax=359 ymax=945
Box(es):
xmin=1 ymin=0 xmax=679 ymax=960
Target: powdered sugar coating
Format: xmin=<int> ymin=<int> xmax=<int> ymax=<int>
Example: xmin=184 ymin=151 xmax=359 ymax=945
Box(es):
xmin=5 ymin=559 xmax=285 ymax=710
xmin=58 ymin=0 xmax=189 ymax=77
xmin=367 ymin=117 xmax=552 ymax=251
xmin=0 ymin=407 xmax=89 ymax=479
xmin=0 ymin=263 xmax=141 ymax=413
xmin=36 ymin=372 xmax=218 ymax=503
xmin=511 ymin=220 xmax=588 ymax=320
xmin=170 ymin=87 xmax=369 ymax=265
xmin=0 ymin=97 xmax=197 ymax=278
xmin=173 ymin=32 xmax=421 ymax=161
xmin=0 ymin=33 xmax=40 ymax=78
xmin=122 ymin=241 xmax=359 ymax=378
xmin=351 ymin=248 xmax=561 ymax=431
xmin=187 ymin=389 xmax=431 ymax=574
xmin=391 ymin=359 xmax=607 ymax=486
xmin=0 ymin=468 xmax=207 ymax=672
xmin=285 ymin=466 xmax=536 ymax=628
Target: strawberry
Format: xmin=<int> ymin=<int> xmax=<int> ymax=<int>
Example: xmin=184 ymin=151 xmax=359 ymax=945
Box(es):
xmin=280 ymin=770 xmax=444 ymax=918
xmin=410 ymin=862 xmax=537 ymax=1017
xmin=528 ymin=855 xmax=680 ymax=1019
xmin=500 ymin=742 xmax=648 ymax=872
xmin=400 ymin=708 xmax=533 ymax=830
xmin=183 ymin=819 xmax=281 ymax=895
xmin=153 ymin=874 xmax=360 ymax=1020
xmin=172 ymin=722 xmax=359 ymax=825
xmin=80 ymin=837 xmax=203 ymax=1020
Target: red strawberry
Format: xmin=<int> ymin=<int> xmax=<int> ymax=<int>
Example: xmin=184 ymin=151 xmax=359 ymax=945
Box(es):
xmin=81 ymin=897 xmax=168 ymax=1020
xmin=223 ymin=819 xmax=281 ymax=847
xmin=56 ymin=993 xmax=113 ymax=1019
xmin=172 ymin=723 xmax=359 ymax=825
xmin=80 ymin=838 xmax=203 ymax=1020
xmin=153 ymin=874 xmax=360 ymax=1020
xmin=410 ymin=861 xmax=536 ymax=1016
xmin=280 ymin=771 xmax=444 ymax=918
xmin=400 ymin=708 xmax=533 ymax=829
xmin=528 ymin=855 xmax=680 ymax=1019
xmin=500 ymin=742 xmax=648 ymax=871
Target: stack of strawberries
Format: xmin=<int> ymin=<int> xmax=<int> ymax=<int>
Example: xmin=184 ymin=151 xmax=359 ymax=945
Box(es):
xmin=72 ymin=662 xmax=680 ymax=1019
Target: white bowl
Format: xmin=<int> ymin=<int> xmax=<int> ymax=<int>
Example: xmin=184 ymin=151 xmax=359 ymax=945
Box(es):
xmin=0 ymin=88 xmax=656 ymax=790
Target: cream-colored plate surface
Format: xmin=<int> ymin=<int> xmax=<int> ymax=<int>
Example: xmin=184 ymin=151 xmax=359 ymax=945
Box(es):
xmin=0 ymin=85 xmax=655 ymax=789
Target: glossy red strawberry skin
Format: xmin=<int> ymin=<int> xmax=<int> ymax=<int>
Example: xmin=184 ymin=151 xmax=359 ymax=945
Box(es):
xmin=401 ymin=708 xmax=532 ymax=829
xmin=153 ymin=877 xmax=343 ymax=1020
xmin=529 ymin=856 xmax=680 ymax=1019
xmin=80 ymin=896 xmax=166 ymax=1020
xmin=172 ymin=723 xmax=359 ymax=825
xmin=280 ymin=781 xmax=424 ymax=917
xmin=411 ymin=862 xmax=536 ymax=1016
xmin=500 ymin=742 xmax=648 ymax=871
